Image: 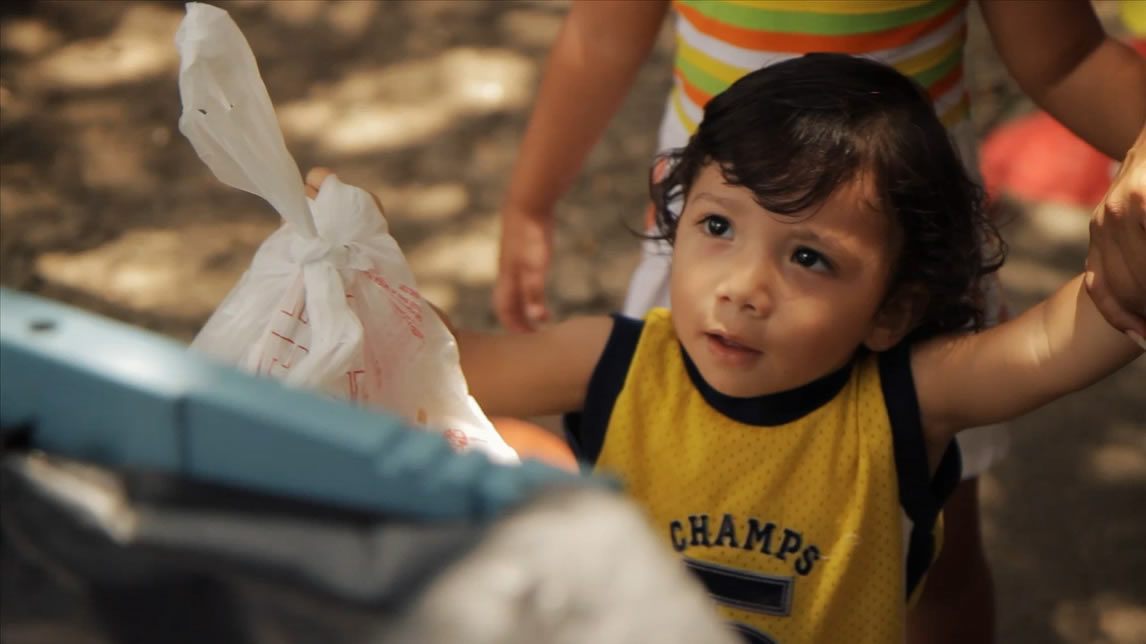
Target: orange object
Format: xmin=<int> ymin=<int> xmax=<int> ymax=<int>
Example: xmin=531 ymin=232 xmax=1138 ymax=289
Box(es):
xmin=492 ymin=417 xmax=580 ymax=473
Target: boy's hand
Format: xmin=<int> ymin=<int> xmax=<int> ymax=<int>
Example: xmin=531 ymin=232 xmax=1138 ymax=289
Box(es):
xmin=304 ymin=167 xmax=336 ymax=200
xmin=1086 ymin=137 xmax=1146 ymax=347
xmin=304 ymin=167 xmax=386 ymax=216
xmin=494 ymin=205 xmax=554 ymax=332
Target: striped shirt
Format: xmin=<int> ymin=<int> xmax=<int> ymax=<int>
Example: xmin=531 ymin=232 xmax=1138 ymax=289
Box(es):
xmin=659 ymin=0 xmax=976 ymax=169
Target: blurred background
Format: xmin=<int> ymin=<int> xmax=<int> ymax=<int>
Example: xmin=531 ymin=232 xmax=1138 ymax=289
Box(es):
xmin=1 ymin=1 xmax=1143 ymax=642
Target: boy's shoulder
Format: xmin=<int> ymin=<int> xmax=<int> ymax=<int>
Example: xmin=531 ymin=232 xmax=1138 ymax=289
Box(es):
xmin=611 ymin=308 xmax=675 ymax=362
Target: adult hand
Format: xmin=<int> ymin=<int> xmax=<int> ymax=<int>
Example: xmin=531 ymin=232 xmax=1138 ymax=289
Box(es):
xmin=494 ymin=205 xmax=555 ymax=332
xmin=1086 ymin=135 xmax=1146 ymax=348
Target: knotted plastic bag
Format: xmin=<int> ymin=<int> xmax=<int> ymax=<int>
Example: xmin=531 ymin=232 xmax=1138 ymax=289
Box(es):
xmin=176 ymin=2 xmax=518 ymax=464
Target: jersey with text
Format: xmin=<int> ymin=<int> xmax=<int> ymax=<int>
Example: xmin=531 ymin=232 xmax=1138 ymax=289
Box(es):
xmin=568 ymin=309 xmax=959 ymax=643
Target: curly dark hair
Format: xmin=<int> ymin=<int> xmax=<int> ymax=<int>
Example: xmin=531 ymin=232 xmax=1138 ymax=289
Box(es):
xmin=650 ymin=53 xmax=1005 ymax=344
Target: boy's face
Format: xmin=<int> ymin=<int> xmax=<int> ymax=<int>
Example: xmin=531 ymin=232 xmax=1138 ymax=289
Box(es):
xmin=669 ymin=164 xmax=900 ymax=398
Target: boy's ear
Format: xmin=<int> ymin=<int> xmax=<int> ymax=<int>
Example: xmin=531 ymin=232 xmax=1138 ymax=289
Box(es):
xmin=864 ymin=284 xmax=927 ymax=352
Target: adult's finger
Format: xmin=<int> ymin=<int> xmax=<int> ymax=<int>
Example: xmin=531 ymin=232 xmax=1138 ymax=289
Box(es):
xmin=519 ymin=262 xmax=550 ymax=328
xmin=1102 ymin=235 xmax=1146 ymax=315
xmin=494 ymin=266 xmax=535 ymax=333
xmin=1087 ymin=261 xmax=1146 ymax=342
xmin=1112 ymin=207 xmax=1146 ymax=309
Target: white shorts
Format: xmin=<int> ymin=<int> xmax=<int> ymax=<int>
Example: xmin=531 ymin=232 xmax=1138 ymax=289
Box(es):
xmin=620 ymin=237 xmax=1010 ymax=480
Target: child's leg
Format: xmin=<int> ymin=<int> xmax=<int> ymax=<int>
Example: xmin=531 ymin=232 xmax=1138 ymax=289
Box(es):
xmin=621 ymin=204 xmax=673 ymax=317
xmin=621 ymin=149 xmax=679 ymax=318
xmin=621 ymin=237 xmax=672 ymax=317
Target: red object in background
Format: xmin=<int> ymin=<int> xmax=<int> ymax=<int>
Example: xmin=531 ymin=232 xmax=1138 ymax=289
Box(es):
xmin=979 ymin=39 xmax=1146 ymax=209
xmin=980 ymin=112 xmax=1113 ymax=208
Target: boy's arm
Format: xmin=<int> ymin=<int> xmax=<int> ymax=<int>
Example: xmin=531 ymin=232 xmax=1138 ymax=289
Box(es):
xmin=913 ymin=275 xmax=1143 ymax=444
xmin=979 ymin=0 xmax=1146 ymax=159
xmin=454 ymin=316 xmax=614 ymax=419
xmin=495 ymin=0 xmax=669 ymax=331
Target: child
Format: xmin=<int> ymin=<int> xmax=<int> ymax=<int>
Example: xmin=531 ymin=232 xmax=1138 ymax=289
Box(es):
xmin=495 ymin=6 xmax=1146 ymax=640
xmin=307 ymin=54 xmax=1142 ymax=643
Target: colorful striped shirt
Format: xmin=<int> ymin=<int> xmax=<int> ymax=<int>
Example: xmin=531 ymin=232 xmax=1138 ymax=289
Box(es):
xmin=659 ymin=0 xmax=976 ymax=169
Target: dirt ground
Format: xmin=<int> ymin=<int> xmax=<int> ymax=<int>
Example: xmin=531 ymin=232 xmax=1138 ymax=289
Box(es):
xmin=1 ymin=1 xmax=1144 ymax=642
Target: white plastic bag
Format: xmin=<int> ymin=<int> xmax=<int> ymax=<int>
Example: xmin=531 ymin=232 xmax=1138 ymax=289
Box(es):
xmin=176 ymin=2 xmax=518 ymax=465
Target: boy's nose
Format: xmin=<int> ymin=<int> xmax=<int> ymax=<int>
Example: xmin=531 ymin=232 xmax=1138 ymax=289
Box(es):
xmin=716 ymin=260 xmax=773 ymax=317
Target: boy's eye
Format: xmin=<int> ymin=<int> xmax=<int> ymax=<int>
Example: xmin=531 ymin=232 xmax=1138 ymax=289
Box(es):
xmin=791 ymin=246 xmax=832 ymax=272
xmin=701 ymin=215 xmax=733 ymax=238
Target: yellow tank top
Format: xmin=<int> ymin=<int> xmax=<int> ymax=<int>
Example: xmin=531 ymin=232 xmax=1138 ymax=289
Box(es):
xmin=568 ymin=310 xmax=960 ymax=643
xmin=1123 ymin=0 xmax=1146 ymax=36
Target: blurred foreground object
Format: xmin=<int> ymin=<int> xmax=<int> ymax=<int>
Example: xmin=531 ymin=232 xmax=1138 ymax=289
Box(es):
xmin=0 ymin=288 xmax=735 ymax=644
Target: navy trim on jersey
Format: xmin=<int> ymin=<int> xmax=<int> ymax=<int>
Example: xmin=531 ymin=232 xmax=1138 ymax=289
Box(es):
xmin=567 ymin=314 xmax=856 ymax=464
xmin=878 ymin=341 xmax=962 ymax=599
xmin=685 ymin=557 xmax=794 ymax=616
xmin=680 ymin=345 xmax=853 ymax=426
xmin=729 ymin=622 xmax=780 ymax=644
xmin=564 ymin=314 xmax=644 ymax=467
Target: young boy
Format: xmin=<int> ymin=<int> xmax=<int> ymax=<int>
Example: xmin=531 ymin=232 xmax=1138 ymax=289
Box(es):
xmin=307 ymin=55 xmax=1142 ymax=643
xmin=495 ymin=6 xmax=1146 ymax=639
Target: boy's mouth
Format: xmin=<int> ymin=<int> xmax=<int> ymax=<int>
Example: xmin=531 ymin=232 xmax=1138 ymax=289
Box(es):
xmin=704 ymin=331 xmax=762 ymax=364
